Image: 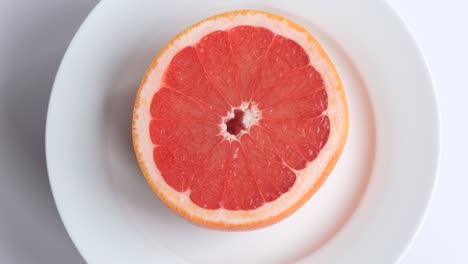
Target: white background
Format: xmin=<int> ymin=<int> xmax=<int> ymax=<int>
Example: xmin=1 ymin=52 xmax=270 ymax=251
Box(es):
xmin=0 ymin=0 xmax=465 ymax=263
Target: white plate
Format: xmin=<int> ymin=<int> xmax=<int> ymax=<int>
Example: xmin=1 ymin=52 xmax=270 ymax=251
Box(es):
xmin=46 ymin=0 xmax=440 ymax=263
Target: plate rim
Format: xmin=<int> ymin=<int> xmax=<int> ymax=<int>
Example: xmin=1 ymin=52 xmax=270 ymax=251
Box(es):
xmin=381 ymin=1 xmax=441 ymax=262
xmin=45 ymin=0 xmax=106 ymax=261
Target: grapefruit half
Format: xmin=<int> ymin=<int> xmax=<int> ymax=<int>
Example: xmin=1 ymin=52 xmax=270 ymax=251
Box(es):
xmin=132 ymin=10 xmax=348 ymax=230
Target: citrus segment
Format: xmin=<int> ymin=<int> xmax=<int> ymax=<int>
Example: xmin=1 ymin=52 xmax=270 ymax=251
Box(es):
xmin=150 ymin=119 xmax=222 ymax=191
xmin=196 ymin=31 xmax=242 ymax=107
xmin=228 ymin=26 xmax=274 ymax=100
xmin=163 ymin=47 xmax=230 ymax=116
xmin=189 ymin=140 xmax=230 ymax=209
xmin=260 ymin=116 xmax=330 ymax=161
xmin=150 ymin=88 xmax=220 ymax=123
xmin=251 ymin=35 xmax=310 ymax=100
xmin=223 ymin=141 xmax=265 ymax=210
xmin=260 ymin=89 xmax=327 ymax=120
xmin=255 ymin=65 xmax=326 ymax=111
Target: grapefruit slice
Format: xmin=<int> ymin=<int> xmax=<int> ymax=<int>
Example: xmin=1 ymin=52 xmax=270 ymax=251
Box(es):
xmin=132 ymin=10 xmax=348 ymax=230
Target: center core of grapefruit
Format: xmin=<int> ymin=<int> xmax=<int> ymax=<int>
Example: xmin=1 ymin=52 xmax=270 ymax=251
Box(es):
xmin=132 ymin=10 xmax=348 ymax=230
xmin=225 ymin=109 xmax=245 ymax=136
xmin=223 ymin=103 xmax=261 ymax=139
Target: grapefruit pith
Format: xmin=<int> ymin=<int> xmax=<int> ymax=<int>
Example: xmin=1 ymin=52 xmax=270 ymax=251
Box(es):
xmin=132 ymin=10 xmax=348 ymax=230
